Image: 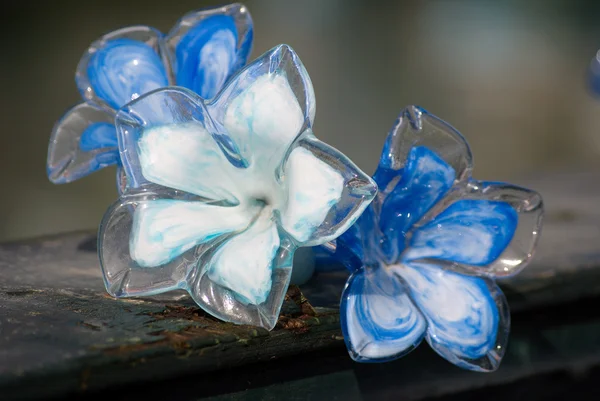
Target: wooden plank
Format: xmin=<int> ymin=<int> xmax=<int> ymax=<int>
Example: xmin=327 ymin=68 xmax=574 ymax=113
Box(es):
xmin=1 ymin=171 xmax=600 ymax=400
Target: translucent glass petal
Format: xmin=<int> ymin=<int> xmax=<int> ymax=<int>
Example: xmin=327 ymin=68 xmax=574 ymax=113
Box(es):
xmin=460 ymin=181 xmax=544 ymax=277
xmin=341 ymin=267 xmax=426 ymax=362
xmin=394 ymin=262 xmax=509 ymax=372
xmin=99 ymin=194 xmax=242 ymax=297
xmin=166 ymin=4 xmax=253 ymax=99
xmin=379 ymin=145 xmax=456 ymax=263
xmin=404 ymin=199 xmax=518 ymax=266
xmin=76 ymin=26 xmax=172 ymax=112
xmin=116 ymin=87 xmax=244 ymax=202
xmin=208 ymin=44 xmax=316 ymax=172
xmin=47 ymin=103 xmax=119 ymax=184
xmin=188 ymin=225 xmax=295 ymax=330
xmin=374 ymin=105 xmax=472 ymax=193
xmin=281 ymin=135 xmax=377 ymax=247
xmin=204 ymin=218 xmax=279 ymax=305
xmin=130 ymin=199 xmax=253 ymax=267
xmin=281 ymin=146 xmax=344 ymax=244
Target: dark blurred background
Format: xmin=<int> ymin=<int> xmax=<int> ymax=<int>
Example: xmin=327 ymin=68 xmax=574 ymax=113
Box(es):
xmin=2 ymin=0 xmax=600 ymax=242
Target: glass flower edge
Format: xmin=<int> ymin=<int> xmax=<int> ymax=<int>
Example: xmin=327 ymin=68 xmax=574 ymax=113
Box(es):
xmin=322 ymin=106 xmax=544 ymax=372
xmin=99 ymin=44 xmax=377 ymax=331
xmin=47 ymin=3 xmax=254 ymax=189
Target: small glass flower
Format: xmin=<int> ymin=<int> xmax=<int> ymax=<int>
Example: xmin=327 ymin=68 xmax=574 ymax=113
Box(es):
xmin=589 ymin=49 xmax=600 ymax=97
xmin=47 ymin=3 xmax=253 ymax=188
xmin=324 ymin=106 xmax=543 ymax=371
xmin=99 ymin=44 xmax=377 ymax=330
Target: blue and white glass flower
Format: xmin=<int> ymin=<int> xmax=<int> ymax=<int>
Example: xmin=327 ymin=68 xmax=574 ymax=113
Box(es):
xmin=324 ymin=106 xmax=544 ymax=371
xmin=47 ymin=3 xmax=253 ymax=189
xmin=99 ymin=44 xmax=377 ymax=330
xmin=589 ymin=49 xmax=600 ymax=97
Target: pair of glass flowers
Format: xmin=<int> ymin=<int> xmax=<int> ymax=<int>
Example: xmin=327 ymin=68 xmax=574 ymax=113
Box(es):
xmin=47 ymin=3 xmax=544 ymax=372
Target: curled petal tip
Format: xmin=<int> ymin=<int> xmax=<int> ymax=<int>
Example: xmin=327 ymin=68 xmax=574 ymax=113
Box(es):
xmin=400 ymin=105 xmax=425 ymax=130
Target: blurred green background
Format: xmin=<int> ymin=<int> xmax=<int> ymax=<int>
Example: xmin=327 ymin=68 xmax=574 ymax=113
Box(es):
xmin=2 ymin=0 xmax=600 ymax=241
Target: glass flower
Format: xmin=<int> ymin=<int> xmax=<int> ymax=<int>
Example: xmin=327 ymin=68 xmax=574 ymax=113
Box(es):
xmin=47 ymin=3 xmax=253 ymax=188
xmin=99 ymin=44 xmax=377 ymax=330
xmin=589 ymin=49 xmax=600 ymax=97
xmin=324 ymin=106 xmax=544 ymax=371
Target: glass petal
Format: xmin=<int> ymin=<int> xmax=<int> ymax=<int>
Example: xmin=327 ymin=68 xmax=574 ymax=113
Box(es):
xmin=188 ymin=219 xmax=294 ymax=330
xmin=130 ymin=199 xmax=253 ymax=267
xmin=379 ymin=145 xmax=456 ymax=263
xmin=166 ymin=3 xmax=253 ymax=99
xmin=341 ymin=267 xmax=426 ymax=362
xmin=99 ymin=195 xmax=247 ymax=297
xmin=403 ymin=199 xmax=518 ymax=267
xmin=204 ymin=218 xmax=279 ymax=305
xmin=374 ymin=105 xmax=472 ymax=193
xmin=459 ymin=181 xmax=544 ymax=277
xmin=395 ymin=262 xmax=509 ymax=372
xmin=47 ymin=103 xmax=119 ymax=184
xmin=208 ymin=44 xmax=316 ymax=173
xmin=316 ymin=220 xmax=364 ymax=273
xmin=116 ymin=87 xmax=244 ymax=202
xmin=76 ymin=26 xmax=171 ymax=112
xmin=280 ymin=134 xmax=376 ymax=246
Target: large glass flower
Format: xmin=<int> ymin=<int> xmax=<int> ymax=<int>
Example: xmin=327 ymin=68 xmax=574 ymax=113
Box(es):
xmin=47 ymin=3 xmax=253 ymax=187
xmin=324 ymin=106 xmax=543 ymax=371
xmin=99 ymin=44 xmax=377 ymax=330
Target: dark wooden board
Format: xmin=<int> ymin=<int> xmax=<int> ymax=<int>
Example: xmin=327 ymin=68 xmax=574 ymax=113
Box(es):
xmin=2 ymin=171 xmax=600 ymax=400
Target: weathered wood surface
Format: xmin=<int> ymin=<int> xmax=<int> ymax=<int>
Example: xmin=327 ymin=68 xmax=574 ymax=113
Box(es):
xmin=0 ymin=232 xmax=342 ymax=399
xmin=2 ymin=171 xmax=600 ymax=400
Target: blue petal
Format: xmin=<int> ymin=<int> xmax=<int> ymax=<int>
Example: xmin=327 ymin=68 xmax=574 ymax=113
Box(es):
xmin=376 ymin=106 xmax=472 ymax=191
xmin=175 ymin=15 xmax=238 ymax=99
xmin=461 ymin=181 xmax=543 ymax=277
xmin=341 ymin=267 xmax=426 ymax=362
xmin=318 ymin=223 xmax=364 ymax=273
xmin=79 ymin=122 xmax=118 ymax=151
xmin=320 ymin=204 xmax=381 ymax=273
xmin=396 ymin=262 xmax=508 ymax=371
xmin=47 ymin=103 xmax=119 ymax=184
xmin=404 ymin=200 xmax=518 ymax=266
xmin=87 ymin=38 xmax=169 ymax=109
xmin=379 ymin=146 xmax=455 ymax=263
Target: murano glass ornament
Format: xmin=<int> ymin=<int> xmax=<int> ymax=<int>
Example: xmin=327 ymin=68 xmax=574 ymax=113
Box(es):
xmin=98 ymin=44 xmax=377 ymax=330
xmin=322 ymin=106 xmax=544 ymax=371
xmin=589 ymin=49 xmax=600 ymax=97
xmin=47 ymin=3 xmax=253 ymax=190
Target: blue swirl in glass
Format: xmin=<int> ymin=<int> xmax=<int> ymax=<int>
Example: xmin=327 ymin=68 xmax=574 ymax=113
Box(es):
xmin=47 ymin=3 xmax=253 ymax=190
xmin=322 ymin=106 xmax=544 ymax=371
xmin=98 ymin=44 xmax=377 ymax=330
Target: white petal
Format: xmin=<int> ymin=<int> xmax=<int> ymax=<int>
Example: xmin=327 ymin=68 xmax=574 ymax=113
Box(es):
xmin=137 ymin=122 xmax=242 ymax=202
xmin=281 ymin=146 xmax=344 ymax=243
xmin=279 ymin=136 xmax=377 ymax=247
xmin=223 ymin=73 xmax=304 ymax=169
xmin=131 ymin=200 xmax=252 ymax=267
xmin=206 ymin=218 xmax=280 ymax=305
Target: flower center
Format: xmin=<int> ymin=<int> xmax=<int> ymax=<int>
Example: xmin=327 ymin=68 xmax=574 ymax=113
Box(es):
xmin=238 ymin=173 xmax=286 ymax=226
